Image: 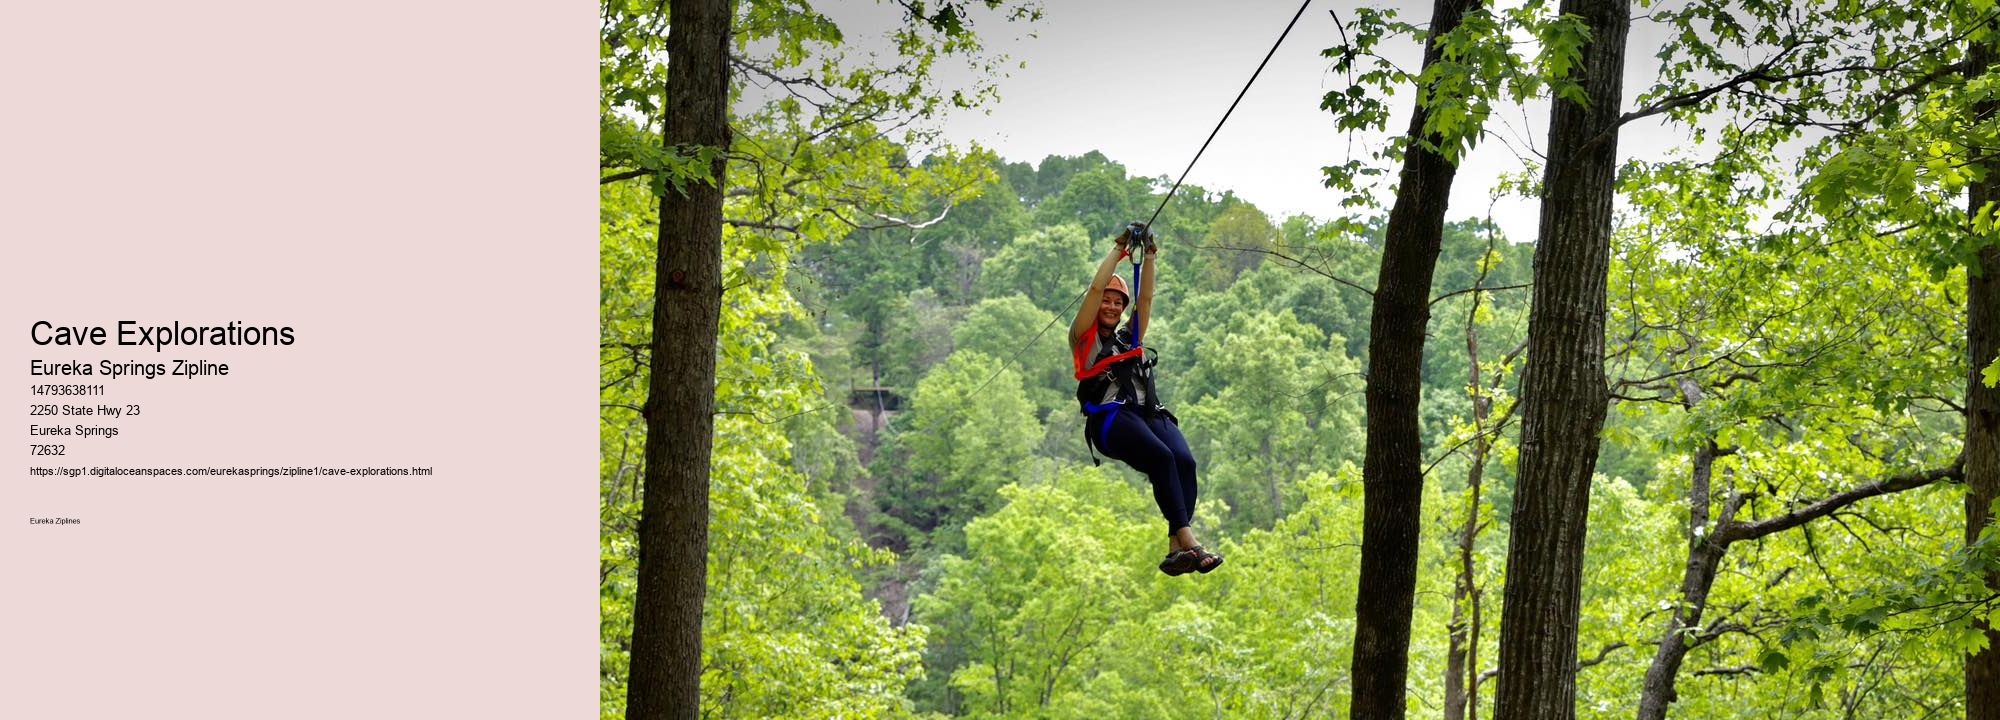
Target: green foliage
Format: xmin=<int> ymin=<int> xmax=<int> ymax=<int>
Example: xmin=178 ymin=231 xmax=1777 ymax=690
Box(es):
xmin=1639 ymin=0 xmax=1996 ymax=280
xmin=1001 ymin=151 xmax=1126 ymax=209
xmin=1570 ymin=477 xmax=1681 ymax=716
xmin=1030 ymin=166 xmax=1155 ymax=236
xmin=913 ymin=166 xmax=1035 ymax=303
xmin=790 ymin=153 xmax=1033 ymax=387
xmin=1177 ymin=310 xmax=1365 ymax=532
xmin=1164 ymin=258 xmax=1371 ymax=387
xmin=917 ymin=469 xmax=1158 ymax=716
xmin=1766 ymin=524 xmax=2000 ymax=688
xmin=953 ymin=294 xmax=1068 ymax=416
xmin=913 ymin=466 xmax=1470 ymax=718
xmin=1572 ymin=24 xmax=1982 ymax=707
xmin=745 ymin=123 xmax=1984 ymax=718
xmin=880 ymin=288 xmax=959 ymax=389
xmin=1418 ymin=220 xmax=1536 ymax=472
xmin=600 ymin=182 xmax=921 ymax=719
xmin=653 ymin=8 xmax=2000 ymax=716
xmin=977 ymin=224 xmax=1096 ymax=314
xmin=1187 ymin=204 xmax=1278 ymax=292
xmin=875 ymin=350 xmax=1045 ymax=553
xmin=599 ymin=2 xmax=1050 ymax=715
xmin=1320 ymin=0 xmax=1574 ymax=202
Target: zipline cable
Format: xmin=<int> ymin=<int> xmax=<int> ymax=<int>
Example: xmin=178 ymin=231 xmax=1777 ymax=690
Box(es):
xmin=1131 ymin=0 xmax=1311 ymax=347
xmin=963 ymin=0 xmax=1314 ymax=400
xmin=1144 ymin=0 xmax=1313 ymax=230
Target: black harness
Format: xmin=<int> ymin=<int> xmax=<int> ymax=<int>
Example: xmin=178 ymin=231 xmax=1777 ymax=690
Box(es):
xmin=1077 ymin=324 xmax=1169 ymax=464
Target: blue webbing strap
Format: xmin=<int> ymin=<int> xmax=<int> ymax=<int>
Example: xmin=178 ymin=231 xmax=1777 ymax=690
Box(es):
xmin=1082 ymin=400 xmax=1125 ymax=447
xmin=1128 ymin=259 xmax=1144 ymax=347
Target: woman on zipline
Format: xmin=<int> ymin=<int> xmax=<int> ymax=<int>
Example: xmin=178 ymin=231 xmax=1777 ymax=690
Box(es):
xmin=1071 ymin=224 xmax=1222 ymax=576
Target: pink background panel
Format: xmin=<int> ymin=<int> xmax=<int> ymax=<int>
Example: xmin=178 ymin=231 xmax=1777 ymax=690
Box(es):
xmin=1 ymin=2 xmax=598 ymax=717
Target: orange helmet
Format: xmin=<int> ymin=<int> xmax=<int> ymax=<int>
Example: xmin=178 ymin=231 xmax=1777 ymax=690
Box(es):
xmin=1102 ymin=274 xmax=1131 ymax=305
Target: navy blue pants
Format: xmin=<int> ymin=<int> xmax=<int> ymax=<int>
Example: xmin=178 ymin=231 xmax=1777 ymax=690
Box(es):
xmin=1093 ymin=409 xmax=1199 ymax=531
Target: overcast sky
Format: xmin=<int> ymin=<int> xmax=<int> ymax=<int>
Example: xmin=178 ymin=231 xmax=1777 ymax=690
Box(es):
xmin=816 ymin=0 xmax=1697 ymax=246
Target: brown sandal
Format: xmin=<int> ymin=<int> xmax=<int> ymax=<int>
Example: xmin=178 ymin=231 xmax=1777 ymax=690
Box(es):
xmin=1159 ymin=550 xmax=1200 ymax=576
xmin=1188 ymin=545 xmax=1224 ymax=573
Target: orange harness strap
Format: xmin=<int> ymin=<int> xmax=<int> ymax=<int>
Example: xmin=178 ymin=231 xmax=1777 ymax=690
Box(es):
xmin=1072 ymin=327 xmax=1145 ymax=381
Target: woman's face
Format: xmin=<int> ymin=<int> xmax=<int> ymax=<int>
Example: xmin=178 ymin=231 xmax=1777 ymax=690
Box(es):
xmin=1098 ymin=290 xmax=1127 ymax=329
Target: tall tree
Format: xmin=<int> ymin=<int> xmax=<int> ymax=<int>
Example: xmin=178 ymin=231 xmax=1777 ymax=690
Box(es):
xmin=1633 ymin=0 xmax=1997 ymax=708
xmin=1444 ymin=233 xmax=1512 ymax=720
xmin=1608 ymin=149 xmax=1967 ymax=719
xmin=1965 ymin=22 xmax=2000 ymax=719
xmin=600 ymin=184 xmax=925 ymax=720
xmin=1613 ymin=1 xmax=2000 ymax=710
xmin=1491 ymin=0 xmax=1628 ymax=717
xmin=627 ymin=0 xmax=734 ymax=716
xmin=1343 ymin=0 xmax=1490 ymax=715
xmin=1633 ymin=382 xmax=1960 ymax=720
xmin=601 ymin=2 xmax=1038 ymax=715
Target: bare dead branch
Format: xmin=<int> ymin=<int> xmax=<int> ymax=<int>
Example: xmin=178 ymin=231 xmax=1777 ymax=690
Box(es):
xmin=1716 ymin=460 xmax=1965 ymax=543
xmin=1431 ymin=283 xmax=1532 ymax=307
xmin=1194 ymin=243 xmax=1375 ymax=297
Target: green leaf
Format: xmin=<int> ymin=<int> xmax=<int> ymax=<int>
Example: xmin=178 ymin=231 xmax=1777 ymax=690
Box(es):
xmin=1758 ymin=648 xmax=1791 ymax=673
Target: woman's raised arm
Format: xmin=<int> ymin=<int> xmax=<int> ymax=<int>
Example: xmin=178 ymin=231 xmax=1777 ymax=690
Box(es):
xmin=1133 ymin=241 xmax=1157 ymax=338
xmin=1070 ymin=232 xmax=1131 ymax=347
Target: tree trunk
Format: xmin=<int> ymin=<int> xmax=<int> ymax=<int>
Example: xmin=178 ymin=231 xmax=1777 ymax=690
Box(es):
xmin=1492 ymin=0 xmax=1628 ymax=717
xmin=1628 ymin=386 xmax=1959 ymax=718
xmin=1264 ymin=436 xmax=1284 ymax=522
xmin=1634 ymin=539 xmax=1727 ymax=720
xmin=627 ymin=0 xmax=734 ymax=718
xmin=1965 ymin=29 xmax=2000 ymax=720
xmin=1349 ymin=0 xmax=1484 ymax=716
xmin=1635 ymin=437 xmax=1731 ymax=720
xmin=1446 ymin=298 xmax=1493 ymax=720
